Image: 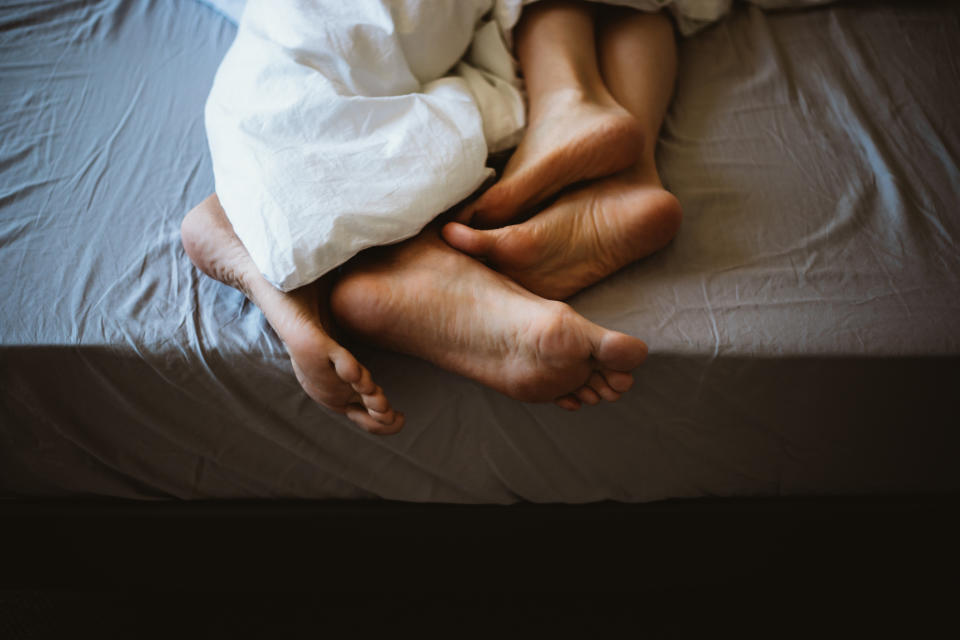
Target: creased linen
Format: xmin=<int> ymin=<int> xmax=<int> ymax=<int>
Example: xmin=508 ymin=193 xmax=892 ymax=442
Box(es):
xmin=3 ymin=0 xmax=959 ymax=501
xmin=206 ymin=0 xmax=837 ymax=291
xmin=206 ymin=0 xmax=525 ymax=291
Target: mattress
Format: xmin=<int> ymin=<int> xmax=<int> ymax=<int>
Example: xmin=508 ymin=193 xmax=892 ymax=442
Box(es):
xmin=1 ymin=0 xmax=958 ymax=501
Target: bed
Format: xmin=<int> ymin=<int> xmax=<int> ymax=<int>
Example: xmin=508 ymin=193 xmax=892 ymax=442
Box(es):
xmin=1 ymin=0 xmax=959 ymax=506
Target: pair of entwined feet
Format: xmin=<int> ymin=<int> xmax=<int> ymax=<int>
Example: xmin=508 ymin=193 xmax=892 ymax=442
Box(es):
xmin=182 ymin=88 xmax=681 ymax=434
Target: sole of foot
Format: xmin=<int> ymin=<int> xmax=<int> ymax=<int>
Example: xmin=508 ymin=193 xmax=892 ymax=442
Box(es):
xmin=330 ymin=229 xmax=648 ymax=411
xmin=443 ymin=166 xmax=682 ymax=301
xmin=465 ymin=89 xmax=643 ymax=228
xmin=181 ymin=195 xmax=404 ymax=434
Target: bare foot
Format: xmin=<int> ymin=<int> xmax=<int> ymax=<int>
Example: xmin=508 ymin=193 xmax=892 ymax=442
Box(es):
xmin=181 ymin=195 xmax=404 ymax=435
xmin=463 ymin=88 xmax=643 ymax=228
xmin=442 ymin=165 xmax=682 ymax=301
xmin=330 ymin=229 xmax=648 ymax=411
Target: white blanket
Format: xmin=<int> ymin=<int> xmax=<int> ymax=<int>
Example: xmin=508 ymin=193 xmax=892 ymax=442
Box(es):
xmin=205 ymin=0 xmax=835 ymax=291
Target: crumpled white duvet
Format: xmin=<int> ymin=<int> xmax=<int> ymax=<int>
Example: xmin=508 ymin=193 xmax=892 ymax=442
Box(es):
xmin=205 ymin=0 xmax=835 ymax=291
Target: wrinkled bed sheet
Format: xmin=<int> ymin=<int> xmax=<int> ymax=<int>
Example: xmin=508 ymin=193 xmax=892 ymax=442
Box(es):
xmin=1 ymin=0 xmax=958 ymax=501
xmin=207 ymin=0 xmax=837 ymax=290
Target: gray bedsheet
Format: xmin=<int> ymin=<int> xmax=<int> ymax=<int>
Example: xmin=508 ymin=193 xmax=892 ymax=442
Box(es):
xmin=2 ymin=0 xmax=958 ymax=501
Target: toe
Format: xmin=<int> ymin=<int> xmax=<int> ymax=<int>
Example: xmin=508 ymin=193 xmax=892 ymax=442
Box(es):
xmin=601 ymin=369 xmax=634 ymax=394
xmin=367 ymin=406 xmax=397 ymax=425
xmin=346 ymin=405 xmax=405 ymax=435
xmin=595 ymin=331 xmax=648 ymax=371
xmin=349 ymin=364 xmax=377 ymax=396
xmin=291 ymin=357 xmax=358 ymax=409
xmin=441 ymin=222 xmax=498 ymax=259
xmin=360 ymin=385 xmax=390 ymax=413
xmin=587 ymin=371 xmax=621 ymax=402
xmin=575 ymin=386 xmax=601 ymax=406
xmin=329 ymin=347 xmax=363 ymax=385
xmin=454 ymin=201 xmax=479 ymax=224
xmin=555 ymin=395 xmax=581 ymax=411
xmin=470 ymin=186 xmax=517 ymax=228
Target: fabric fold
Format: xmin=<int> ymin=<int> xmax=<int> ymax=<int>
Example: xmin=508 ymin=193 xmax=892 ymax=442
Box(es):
xmin=204 ymin=0 xmax=838 ymax=290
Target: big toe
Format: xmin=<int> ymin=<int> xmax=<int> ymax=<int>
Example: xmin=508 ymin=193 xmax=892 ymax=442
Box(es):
xmin=465 ymin=184 xmax=517 ymax=228
xmin=290 ymin=357 xmax=358 ymax=410
xmin=441 ymin=222 xmax=498 ymax=259
xmin=595 ymin=331 xmax=648 ymax=372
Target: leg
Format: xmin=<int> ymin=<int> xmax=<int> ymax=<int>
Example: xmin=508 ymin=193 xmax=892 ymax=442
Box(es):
xmin=181 ymin=195 xmax=404 ymax=434
xmin=444 ymin=10 xmax=682 ymax=300
xmin=330 ymin=227 xmax=649 ymax=411
xmin=463 ymin=0 xmax=643 ymax=228
xmin=597 ymin=7 xmax=678 ymax=173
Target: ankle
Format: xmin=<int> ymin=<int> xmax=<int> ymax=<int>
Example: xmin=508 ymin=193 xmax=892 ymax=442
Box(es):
xmin=527 ymin=84 xmax=608 ymax=122
xmin=620 ymin=152 xmax=660 ymax=183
